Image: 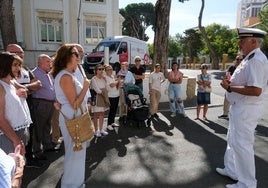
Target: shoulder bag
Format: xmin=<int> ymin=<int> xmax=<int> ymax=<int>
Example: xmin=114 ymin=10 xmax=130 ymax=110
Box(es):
xmin=61 ymin=106 xmax=94 ymax=152
xmin=201 ymin=74 xmax=212 ymax=93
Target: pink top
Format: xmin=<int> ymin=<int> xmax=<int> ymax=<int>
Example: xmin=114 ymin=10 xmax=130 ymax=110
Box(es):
xmin=169 ymin=71 xmax=183 ymax=80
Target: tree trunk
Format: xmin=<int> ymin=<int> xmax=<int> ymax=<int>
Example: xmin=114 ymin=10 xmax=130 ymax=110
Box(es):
xmin=198 ymin=0 xmax=219 ymax=69
xmin=153 ymin=0 xmax=171 ymax=76
xmin=0 ymin=0 xmax=17 ymax=50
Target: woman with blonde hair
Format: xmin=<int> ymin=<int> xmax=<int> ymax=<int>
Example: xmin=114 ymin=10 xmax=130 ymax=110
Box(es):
xmin=104 ymin=65 xmax=120 ymax=130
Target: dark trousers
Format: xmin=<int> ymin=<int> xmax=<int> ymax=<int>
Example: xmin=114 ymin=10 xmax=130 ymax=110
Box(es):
xmin=32 ymin=99 xmax=54 ymax=154
xmin=108 ymin=97 xmax=119 ymax=125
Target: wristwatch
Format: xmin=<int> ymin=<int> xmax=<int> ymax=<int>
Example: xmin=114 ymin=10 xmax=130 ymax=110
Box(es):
xmin=227 ymin=85 xmax=232 ymax=93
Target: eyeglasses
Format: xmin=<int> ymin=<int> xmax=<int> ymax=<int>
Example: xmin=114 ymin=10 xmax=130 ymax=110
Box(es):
xmin=236 ymin=58 xmax=243 ymax=61
xmin=71 ymin=52 xmax=79 ymax=58
xmin=10 ymin=51 xmax=24 ymax=55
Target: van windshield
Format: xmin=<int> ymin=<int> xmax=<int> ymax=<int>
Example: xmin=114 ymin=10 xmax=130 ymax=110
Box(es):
xmin=94 ymin=41 xmax=120 ymax=52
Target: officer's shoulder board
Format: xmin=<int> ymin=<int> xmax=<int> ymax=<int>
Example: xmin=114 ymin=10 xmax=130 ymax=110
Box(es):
xmin=248 ymin=53 xmax=255 ymax=60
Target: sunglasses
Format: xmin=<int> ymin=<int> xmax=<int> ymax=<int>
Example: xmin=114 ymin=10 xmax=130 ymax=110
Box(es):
xmin=236 ymin=58 xmax=243 ymax=61
xmin=71 ymin=52 xmax=79 ymax=58
xmin=98 ymin=68 xmax=104 ymax=71
xmin=135 ymin=59 xmax=141 ymax=62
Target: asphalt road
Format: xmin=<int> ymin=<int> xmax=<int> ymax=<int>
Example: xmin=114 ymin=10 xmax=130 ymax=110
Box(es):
xmin=21 ymin=69 xmax=268 ymax=188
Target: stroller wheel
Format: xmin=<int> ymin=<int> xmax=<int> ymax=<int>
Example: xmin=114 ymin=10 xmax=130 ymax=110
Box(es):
xmin=146 ymin=119 xmax=151 ymax=127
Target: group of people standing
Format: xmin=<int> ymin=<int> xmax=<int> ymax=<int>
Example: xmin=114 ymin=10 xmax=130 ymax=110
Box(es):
xmin=1 ymin=27 xmax=267 ymax=188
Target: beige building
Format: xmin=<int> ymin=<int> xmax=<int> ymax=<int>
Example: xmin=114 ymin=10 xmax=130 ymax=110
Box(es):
xmin=8 ymin=0 xmax=123 ymax=67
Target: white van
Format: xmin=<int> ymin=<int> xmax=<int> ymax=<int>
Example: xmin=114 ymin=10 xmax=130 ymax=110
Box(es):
xmin=83 ymin=36 xmax=150 ymax=74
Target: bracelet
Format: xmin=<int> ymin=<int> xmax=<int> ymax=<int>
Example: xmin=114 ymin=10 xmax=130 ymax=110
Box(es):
xmin=227 ymin=85 xmax=232 ymax=93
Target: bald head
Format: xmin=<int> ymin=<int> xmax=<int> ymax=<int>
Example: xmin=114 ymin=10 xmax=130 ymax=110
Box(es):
xmin=6 ymin=44 xmax=24 ymax=59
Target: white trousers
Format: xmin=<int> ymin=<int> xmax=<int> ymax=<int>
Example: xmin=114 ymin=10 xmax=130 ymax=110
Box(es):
xmin=224 ymin=103 xmax=263 ymax=188
xmin=59 ymin=114 xmax=86 ymax=188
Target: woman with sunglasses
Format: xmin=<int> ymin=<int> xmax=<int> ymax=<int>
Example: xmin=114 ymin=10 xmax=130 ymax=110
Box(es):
xmin=52 ymin=44 xmax=90 ymax=188
xmin=104 ymin=65 xmax=120 ymax=130
xmin=195 ymin=64 xmax=211 ymax=120
xmin=91 ymin=64 xmax=109 ymax=137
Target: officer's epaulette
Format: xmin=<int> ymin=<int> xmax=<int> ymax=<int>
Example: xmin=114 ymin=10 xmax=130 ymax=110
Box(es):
xmin=248 ymin=53 xmax=255 ymax=60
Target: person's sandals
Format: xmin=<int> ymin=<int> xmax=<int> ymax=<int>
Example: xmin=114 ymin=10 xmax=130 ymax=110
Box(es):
xmin=203 ymin=116 xmax=208 ymax=120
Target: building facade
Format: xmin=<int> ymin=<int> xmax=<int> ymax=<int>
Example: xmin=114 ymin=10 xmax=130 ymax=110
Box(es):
xmin=3 ymin=0 xmax=123 ymax=67
xmin=236 ymin=0 xmax=268 ymax=28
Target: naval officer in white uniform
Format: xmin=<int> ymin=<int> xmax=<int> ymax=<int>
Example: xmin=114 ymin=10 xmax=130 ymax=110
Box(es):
xmin=216 ymin=28 xmax=268 ymax=188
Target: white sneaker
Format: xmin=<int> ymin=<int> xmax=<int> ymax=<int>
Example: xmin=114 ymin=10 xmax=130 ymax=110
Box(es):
xmin=107 ymin=125 xmax=114 ymax=131
xmin=100 ymin=130 xmax=109 ymax=136
xmin=170 ymin=112 xmax=176 ymax=117
xmin=112 ymin=123 xmax=119 ymax=127
xmin=226 ymin=183 xmax=239 ymax=188
xmin=95 ymin=130 xmax=101 ymax=137
xmin=216 ymin=168 xmax=237 ymax=181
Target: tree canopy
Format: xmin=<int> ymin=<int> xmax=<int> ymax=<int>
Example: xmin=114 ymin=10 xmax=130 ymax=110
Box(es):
xmin=201 ymin=23 xmax=238 ymax=60
xmin=119 ymin=3 xmax=155 ymax=41
xmin=258 ymin=6 xmax=268 ymax=56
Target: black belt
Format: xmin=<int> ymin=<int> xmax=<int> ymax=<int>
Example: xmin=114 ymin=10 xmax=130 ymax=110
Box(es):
xmin=171 ymin=82 xmax=178 ymax=84
xmin=33 ymin=98 xmax=54 ymax=103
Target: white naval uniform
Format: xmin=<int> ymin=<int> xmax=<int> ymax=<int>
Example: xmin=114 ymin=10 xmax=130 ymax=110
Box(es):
xmin=224 ymin=48 xmax=268 ymax=188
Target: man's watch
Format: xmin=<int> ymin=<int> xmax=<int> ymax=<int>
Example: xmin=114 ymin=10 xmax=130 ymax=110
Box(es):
xmin=227 ymin=85 xmax=232 ymax=93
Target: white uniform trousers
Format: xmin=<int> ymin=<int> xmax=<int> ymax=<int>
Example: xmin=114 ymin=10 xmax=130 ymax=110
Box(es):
xmin=59 ymin=114 xmax=86 ymax=188
xmin=224 ymin=103 xmax=263 ymax=188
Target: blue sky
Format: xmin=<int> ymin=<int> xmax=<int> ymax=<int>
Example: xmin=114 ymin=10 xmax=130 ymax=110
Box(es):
xmin=119 ymin=0 xmax=241 ymax=43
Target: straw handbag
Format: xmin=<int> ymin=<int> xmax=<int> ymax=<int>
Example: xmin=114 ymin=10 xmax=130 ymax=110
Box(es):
xmin=61 ymin=106 xmax=94 ymax=151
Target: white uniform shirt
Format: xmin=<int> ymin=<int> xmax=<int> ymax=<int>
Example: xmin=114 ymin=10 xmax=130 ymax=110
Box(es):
xmin=227 ymin=48 xmax=268 ymax=105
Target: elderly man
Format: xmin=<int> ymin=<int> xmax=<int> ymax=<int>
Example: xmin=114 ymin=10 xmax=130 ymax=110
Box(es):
xmin=32 ymin=54 xmax=57 ymax=159
xmin=216 ymin=28 xmax=268 ymax=188
xmin=218 ymin=54 xmax=243 ymax=119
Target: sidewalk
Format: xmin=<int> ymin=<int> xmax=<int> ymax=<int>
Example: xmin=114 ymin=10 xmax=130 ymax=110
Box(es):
xmin=21 ymin=93 xmax=268 ymax=188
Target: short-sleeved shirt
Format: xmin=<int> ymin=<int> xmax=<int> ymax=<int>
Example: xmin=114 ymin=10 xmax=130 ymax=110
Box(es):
xmin=197 ymin=73 xmax=211 ymax=93
xmin=227 ymin=48 xmax=268 ymax=104
xmin=149 ymin=72 xmax=165 ymax=92
xmin=130 ymin=66 xmax=145 ymax=85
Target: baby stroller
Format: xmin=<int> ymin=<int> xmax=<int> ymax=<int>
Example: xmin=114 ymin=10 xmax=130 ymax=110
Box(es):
xmin=123 ymin=85 xmax=151 ymax=127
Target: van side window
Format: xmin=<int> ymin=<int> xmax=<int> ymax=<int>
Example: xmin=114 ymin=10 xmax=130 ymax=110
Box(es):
xmin=118 ymin=42 xmax=127 ymax=54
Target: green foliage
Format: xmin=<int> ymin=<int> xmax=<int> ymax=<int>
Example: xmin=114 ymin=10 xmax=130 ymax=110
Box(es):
xmin=258 ymin=6 xmax=268 ymax=56
xmin=148 ymin=43 xmax=154 ymax=60
xmin=201 ymin=23 xmax=238 ymax=60
xmin=119 ymin=3 xmax=155 ymax=41
xmin=180 ymin=29 xmax=203 ymax=60
xmin=168 ymin=35 xmax=182 ymax=59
